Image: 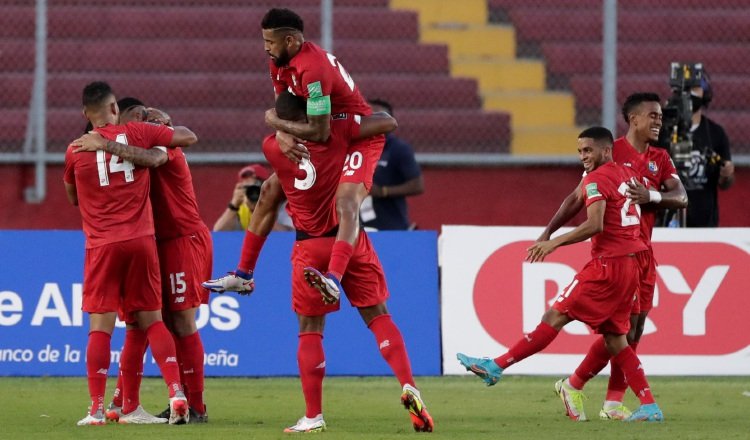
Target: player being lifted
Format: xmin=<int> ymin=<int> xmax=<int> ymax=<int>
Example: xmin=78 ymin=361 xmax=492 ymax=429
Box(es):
xmin=213 ymin=8 xmax=383 ymax=306
xmin=457 ymin=127 xmax=664 ymax=422
xmin=204 ymin=91 xmax=434 ymax=433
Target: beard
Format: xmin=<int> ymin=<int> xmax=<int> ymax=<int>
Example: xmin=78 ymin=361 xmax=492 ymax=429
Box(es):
xmin=271 ymin=50 xmax=291 ymax=67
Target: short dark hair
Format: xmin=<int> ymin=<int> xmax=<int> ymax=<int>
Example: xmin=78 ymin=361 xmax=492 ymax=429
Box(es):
xmin=578 ymin=126 xmax=614 ymax=145
xmin=368 ymin=98 xmax=393 ymax=116
xmin=261 ymin=8 xmax=304 ymax=32
xmin=621 ymin=92 xmax=661 ymax=124
xmin=275 ymin=90 xmax=307 ymax=121
xmin=117 ymin=97 xmax=144 ymax=113
xmin=82 ymin=81 xmax=114 ymax=108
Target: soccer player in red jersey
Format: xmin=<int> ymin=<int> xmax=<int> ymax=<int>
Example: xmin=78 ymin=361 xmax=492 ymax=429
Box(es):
xmin=457 ymin=127 xmax=665 ymax=423
xmin=204 ymin=91 xmax=434 ymax=433
xmin=73 ymin=98 xmax=212 ymax=424
xmin=537 ymin=93 xmax=687 ymax=421
xmin=64 ymin=82 xmax=197 ymax=425
xmin=254 ymin=8 xmax=385 ymax=304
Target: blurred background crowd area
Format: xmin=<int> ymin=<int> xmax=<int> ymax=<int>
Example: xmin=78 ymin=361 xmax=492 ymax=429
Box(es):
xmin=3 ymin=0 xmax=749 ymax=157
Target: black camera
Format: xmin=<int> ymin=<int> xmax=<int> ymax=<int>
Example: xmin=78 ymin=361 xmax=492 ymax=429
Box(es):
xmin=659 ymin=62 xmax=707 ymax=170
xmin=244 ymin=182 xmax=261 ymax=203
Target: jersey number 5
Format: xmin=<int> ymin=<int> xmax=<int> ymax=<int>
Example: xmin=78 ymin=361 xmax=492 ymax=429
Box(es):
xmin=96 ymin=134 xmax=135 ymax=186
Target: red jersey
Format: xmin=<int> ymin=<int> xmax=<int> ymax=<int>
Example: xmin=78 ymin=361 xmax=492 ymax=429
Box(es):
xmin=63 ymin=122 xmax=174 ymax=248
xmin=150 ymin=147 xmax=206 ymax=240
xmin=269 ymin=42 xmax=371 ymax=116
xmin=582 ymin=161 xmax=648 ymax=258
xmin=262 ymin=114 xmax=361 ymax=236
xmin=613 ymin=137 xmax=678 ymax=245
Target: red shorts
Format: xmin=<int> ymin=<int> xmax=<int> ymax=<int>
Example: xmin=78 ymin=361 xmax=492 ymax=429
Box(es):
xmin=633 ymin=249 xmax=656 ymax=314
xmin=552 ymin=255 xmax=640 ymax=334
xmin=339 ymin=135 xmax=385 ymax=191
xmin=291 ymin=231 xmax=389 ymax=316
xmin=157 ymin=227 xmax=213 ymax=312
xmin=83 ymin=235 xmax=161 ymax=321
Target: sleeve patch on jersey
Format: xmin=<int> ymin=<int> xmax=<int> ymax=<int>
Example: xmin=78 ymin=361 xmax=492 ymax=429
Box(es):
xmin=585 ymin=182 xmax=601 ymax=199
xmin=307 ymin=81 xmax=323 ymax=98
xmin=307 ymin=95 xmax=331 ymax=116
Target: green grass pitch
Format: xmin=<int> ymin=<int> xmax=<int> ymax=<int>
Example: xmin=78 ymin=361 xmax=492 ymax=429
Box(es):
xmin=1 ymin=376 xmax=748 ymax=439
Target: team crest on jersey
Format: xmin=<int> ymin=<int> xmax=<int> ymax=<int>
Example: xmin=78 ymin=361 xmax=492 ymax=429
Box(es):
xmin=648 ymin=161 xmax=658 ymax=173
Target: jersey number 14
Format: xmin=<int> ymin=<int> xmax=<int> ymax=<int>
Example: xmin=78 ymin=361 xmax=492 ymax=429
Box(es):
xmin=96 ymin=134 xmax=135 ymax=186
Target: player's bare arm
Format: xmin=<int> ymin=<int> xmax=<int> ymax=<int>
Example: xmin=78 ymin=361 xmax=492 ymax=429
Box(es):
xmin=355 ymin=112 xmax=398 ymax=140
xmin=527 ymin=199 xmax=605 ymax=263
xmin=626 ymin=177 xmax=687 ymax=208
xmin=538 ymin=178 xmax=585 ymax=242
xmin=265 ymin=108 xmax=331 ymax=143
xmin=275 ymin=130 xmax=310 ymax=164
xmin=70 ymin=132 xmax=168 ymax=168
xmin=64 ymin=182 xmax=78 ymax=206
xmin=248 ymin=174 xmax=286 ymax=237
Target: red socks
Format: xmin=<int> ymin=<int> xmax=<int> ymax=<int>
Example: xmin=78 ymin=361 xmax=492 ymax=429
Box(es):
xmin=145 ymin=321 xmax=182 ymax=397
xmin=238 ymin=231 xmax=266 ymax=273
xmin=368 ymin=314 xmax=415 ymax=387
xmin=177 ymin=332 xmax=206 ymax=413
xmin=120 ymin=328 xmax=148 ymax=414
xmin=86 ymin=331 xmax=111 ymax=415
xmin=297 ymin=333 xmax=325 ymax=418
xmin=606 ymin=341 xmax=638 ymax=401
xmin=494 ymin=322 xmax=559 ymax=369
xmin=327 ymin=240 xmax=354 ymax=280
xmin=570 ymin=336 xmax=611 ymax=390
xmin=612 ymin=346 xmax=654 ymax=405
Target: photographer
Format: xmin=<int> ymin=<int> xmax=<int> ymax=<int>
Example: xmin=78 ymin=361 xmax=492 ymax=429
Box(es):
xmin=685 ymin=80 xmax=735 ymax=227
xmin=213 ymin=164 xmax=293 ymax=231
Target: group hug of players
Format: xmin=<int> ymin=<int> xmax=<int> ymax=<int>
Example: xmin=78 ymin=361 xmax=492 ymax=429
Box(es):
xmin=65 ymin=7 xmax=678 ymax=433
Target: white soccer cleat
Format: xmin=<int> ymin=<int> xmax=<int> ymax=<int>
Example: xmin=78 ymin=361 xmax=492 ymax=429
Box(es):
xmin=554 ymin=379 xmax=588 ymax=421
xmin=283 ymin=414 xmax=327 ymax=433
xmin=77 ymin=410 xmax=106 ymax=426
xmin=202 ymin=270 xmax=254 ymax=294
xmin=599 ymin=403 xmax=632 ymax=420
xmin=169 ymin=392 xmax=190 ymax=425
xmin=118 ymin=405 xmax=168 ymax=424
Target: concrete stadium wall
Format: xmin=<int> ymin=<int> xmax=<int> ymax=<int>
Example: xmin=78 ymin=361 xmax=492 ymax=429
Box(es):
xmin=1 ymin=164 xmax=748 ymax=230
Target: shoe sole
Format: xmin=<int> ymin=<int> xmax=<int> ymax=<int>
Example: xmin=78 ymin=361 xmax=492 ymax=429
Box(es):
xmin=283 ymin=424 xmax=327 ymax=433
xmin=401 ymin=393 xmax=434 ymax=432
xmin=303 ymin=268 xmax=339 ymax=304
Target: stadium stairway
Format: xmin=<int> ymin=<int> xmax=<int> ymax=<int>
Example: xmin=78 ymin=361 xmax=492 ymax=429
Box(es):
xmin=490 ymin=0 xmax=750 ymax=153
xmin=391 ymin=0 xmax=582 ymax=155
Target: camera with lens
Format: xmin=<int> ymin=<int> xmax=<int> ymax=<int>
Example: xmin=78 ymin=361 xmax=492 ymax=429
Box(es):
xmin=658 ymin=62 xmax=707 ymax=172
xmin=244 ymin=182 xmax=262 ymax=203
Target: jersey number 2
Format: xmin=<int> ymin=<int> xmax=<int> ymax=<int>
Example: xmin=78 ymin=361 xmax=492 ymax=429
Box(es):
xmin=326 ymin=53 xmax=355 ymax=92
xmin=96 ymin=134 xmax=135 ymax=186
xmin=617 ymin=181 xmax=642 ymax=227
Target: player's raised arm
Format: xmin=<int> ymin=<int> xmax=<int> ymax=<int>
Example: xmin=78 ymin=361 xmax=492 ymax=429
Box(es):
xmin=355 ymin=112 xmax=398 ymax=140
xmin=266 ymin=108 xmax=330 ymax=143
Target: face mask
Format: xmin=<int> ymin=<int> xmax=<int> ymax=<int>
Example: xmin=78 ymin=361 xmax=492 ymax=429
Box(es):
xmin=691 ymin=95 xmax=703 ymax=113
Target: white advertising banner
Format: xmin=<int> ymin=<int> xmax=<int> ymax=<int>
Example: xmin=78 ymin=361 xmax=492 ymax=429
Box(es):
xmin=441 ymin=226 xmax=750 ymax=376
